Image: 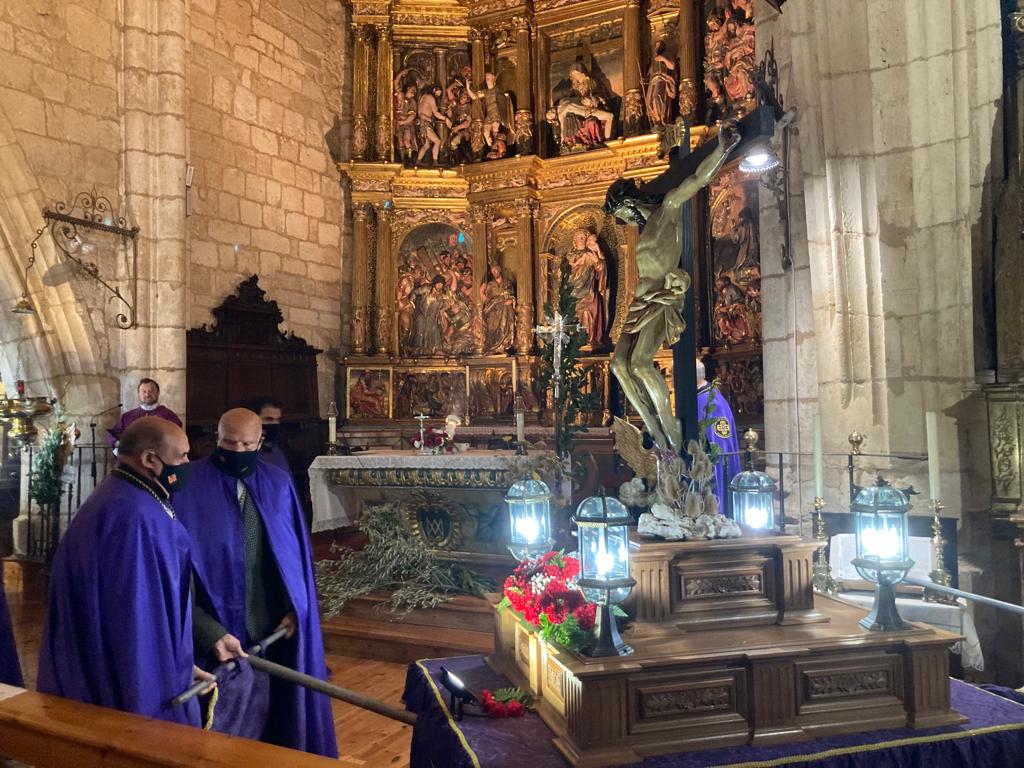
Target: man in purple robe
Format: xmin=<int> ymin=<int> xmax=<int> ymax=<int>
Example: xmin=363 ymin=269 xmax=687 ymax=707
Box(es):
xmin=0 ymin=580 xmax=23 ymax=687
xmin=696 ymin=359 xmax=741 ymax=517
xmin=172 ymin=408 xmax=338 ymax=758
xmin=248 ymin=395 xmax=291 ymax=475
xmin=38 ymin=417 xmax=212 ymax=724
xmin=108 ymin=378 xmax=183 ymax=449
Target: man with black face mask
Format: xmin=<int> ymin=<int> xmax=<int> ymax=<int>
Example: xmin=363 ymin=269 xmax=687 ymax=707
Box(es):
xmin=38 ymin=417 xmax=214 ymax=725
xmin=171 ymin=408 xmax=338 ymax=758
xmin=247 ymin=395 xmax=290 ymax=474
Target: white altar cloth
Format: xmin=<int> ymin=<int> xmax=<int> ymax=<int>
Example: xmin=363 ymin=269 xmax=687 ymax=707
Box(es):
xmin=308 ymin=449 xmax=527 ymax=533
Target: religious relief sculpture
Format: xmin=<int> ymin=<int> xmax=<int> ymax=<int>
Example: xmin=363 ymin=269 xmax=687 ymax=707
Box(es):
xmin=394 ymin=369 xmax=468 ymax=419
xmin=709 ymin=174 xmax=761 ymax=347
xmin=480 ymin=262 xmax=517 ymax=354
xmin=396 ymin=224 xmax=475 ymax=357
xmin=466 ymin=71 xmax=515 ymax=160
xmin=703 ymin=0 xmax=756 ymax=123
xmin=555 ymin=61 xmax=616 ymax=153
xmin=565 ymin=228 xmax=610 ymax=350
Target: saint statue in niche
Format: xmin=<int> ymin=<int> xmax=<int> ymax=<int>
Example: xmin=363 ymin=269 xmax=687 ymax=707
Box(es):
xmin=480 ymin=262 xmax=517 ymax=354
xmin=646 ymin=40 xmax=677 ymax=127
xmin=565 ymin=228 xmax=609 ymax=349
xmin=555 ymin=61 xmax=615 ymax=151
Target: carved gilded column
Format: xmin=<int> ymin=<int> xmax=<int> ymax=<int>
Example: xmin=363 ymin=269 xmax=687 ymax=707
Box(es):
xmin=469 ymin=28 xmax=486 ymax=154
xmin=513 ymin=16 xmax=533 ymax=155
xmin=374 ymin=203 xmax=394 ymax=355
xmin=351 ymin=25 xmax=372 ymax=160
xmin=375 ymin=23 xmax=393 ymax=162
xmin=623 ymin=0 xmax=643 ymax=135
xmin=469 ymin=205 xmax=488 ymax=355
xmin=514 ymin=200 xmax=536 ymax=355
xmin=351 ymin=204 xmax=371 ymax=353
xmin=677 ymin=0 xmax=699 ymax=121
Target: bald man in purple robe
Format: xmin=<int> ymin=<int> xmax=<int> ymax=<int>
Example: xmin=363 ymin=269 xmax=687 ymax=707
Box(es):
xmin=696 ymin=359 xmax=741 ymax=517
xmin=38 ymin=417 xmax=213 ymax=724
xmin=172 ymin=408 xmax=338 ymax=758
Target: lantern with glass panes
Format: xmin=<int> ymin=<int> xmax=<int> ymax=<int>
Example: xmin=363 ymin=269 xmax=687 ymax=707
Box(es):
xmin=505 ymin=478 xmax=553 ymax=562
xmin=574 ymin=491 xmax=635 ymax=657
xmin=851 ymin=477 xmax=914 ymax=631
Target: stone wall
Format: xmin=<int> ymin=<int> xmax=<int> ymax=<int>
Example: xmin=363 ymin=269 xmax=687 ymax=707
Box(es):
xmin=186 ymin=0 xmax=347 ymax=410
xmin=757 ymin=0 xmax=1003 ymax=528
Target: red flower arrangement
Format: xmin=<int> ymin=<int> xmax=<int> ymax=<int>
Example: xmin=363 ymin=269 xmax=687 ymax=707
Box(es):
xmin=500 ymin=551 xmax=597 ymax=652
xmin=480 ymin=688 xmax=530 ymax=718
xmin=411 ymin=428 xmax=454 ymax=454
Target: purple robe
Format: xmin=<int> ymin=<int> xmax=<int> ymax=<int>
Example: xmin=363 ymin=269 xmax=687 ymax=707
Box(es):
xmin=107 ymin=405 xmax=182 ymax=448
xmin=172 ymin=458 xmax=338 ymax=758
xmin=37 ymin=473 xmax=201 ymax=726
xmin=259 ymin=443 xmax=291 ymax=475
xmin=697 ymin=384 xmax=741 ymax=517
xmin=0 ymin=580 xmax=23 ymax=687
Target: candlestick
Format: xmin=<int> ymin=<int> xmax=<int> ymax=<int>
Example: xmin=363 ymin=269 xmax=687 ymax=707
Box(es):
xmin=925 ymin=411 xmax=940 ymax=500
xmin=811 ymin=496 xmax=837 ymax=594
xmin=327 ymin=401 xmax=337 ymax=446
xmin=511 ymin=357 xmax=517 ymax=395
xmin=812 ymin=414 xmax=823 ymax=498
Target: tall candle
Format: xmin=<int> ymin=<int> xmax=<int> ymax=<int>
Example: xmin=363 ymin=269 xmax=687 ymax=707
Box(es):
xmin=812 ymin=414 xmax=823 ymax=498
xmin=926 ymin=411 xmax=941 ymax=500
xmin=327 ymin=401 xmax=338 ymax=445
xmin=516 ymin=411 xmax=526 ymax=444
xmin=511 ymin=357 xmax=518 ymax=395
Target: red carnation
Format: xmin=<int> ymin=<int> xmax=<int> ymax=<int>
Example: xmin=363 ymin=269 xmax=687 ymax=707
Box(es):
xmin=506 ymin=700 xmax=525 ymax=717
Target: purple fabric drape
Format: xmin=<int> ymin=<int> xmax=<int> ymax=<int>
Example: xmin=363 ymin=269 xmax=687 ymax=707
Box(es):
xmin=173 ymin=458 xmax=338 ymax=758
xmin=404 ymin=655 xmax=1024 ymax=768
xmin=696 ymin=385 xmax=741 ymax=517
xmin=37 ymin=474 xmax=200 ymax=726
xmin=0 ymin=579 xmax=23 ymax=687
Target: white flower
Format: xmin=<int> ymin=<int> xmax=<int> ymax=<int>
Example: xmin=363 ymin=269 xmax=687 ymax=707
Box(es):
xmin=620 ymin=477 xmax=649 ymax=507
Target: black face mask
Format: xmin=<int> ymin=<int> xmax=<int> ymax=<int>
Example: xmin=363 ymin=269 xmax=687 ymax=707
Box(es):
xmin=212 ymin=446 xmax=259 ymax=479
xmin=156 ymin=459 xmax=192 ymax=493
xmin=262 ymin=423 xmax=282 ymax=445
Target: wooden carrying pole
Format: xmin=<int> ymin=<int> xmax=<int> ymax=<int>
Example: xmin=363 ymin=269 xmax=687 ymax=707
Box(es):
xmin=246 ymin=655 xmax=418 ymax=726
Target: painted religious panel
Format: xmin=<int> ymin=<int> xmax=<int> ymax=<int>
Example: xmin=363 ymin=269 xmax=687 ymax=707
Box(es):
xmin=542 ymin=205 xmax=622 ymax=352
xmin=547 ymin=25 xmax=623 ymax=154
xmin=393 ymin=368 xmax=469 ymax=419
xmin=715 ymin=355 xmax=763 ymax=426
xmin=469 ymin=367 xmax=514 ymax=421
xmin=708 ymin=169 xmax=761 ymax=348
xmin=346 ymin=367 xmax=392 ymax=420
xmin=702 ymin=0 xmax=756 ymax=123
xmin=396 ymin=222 xmax=475 ymax=358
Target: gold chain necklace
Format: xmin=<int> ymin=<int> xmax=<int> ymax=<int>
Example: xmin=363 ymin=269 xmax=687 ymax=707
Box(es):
xmin=112 ymin=468 xmax=176 ymax=520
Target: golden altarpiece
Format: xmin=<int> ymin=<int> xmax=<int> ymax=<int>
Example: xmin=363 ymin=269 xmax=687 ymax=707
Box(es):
xmin=339 ymin=0 xmax=765 ymax=431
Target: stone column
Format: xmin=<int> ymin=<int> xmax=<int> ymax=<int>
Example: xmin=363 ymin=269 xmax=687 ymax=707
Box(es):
xmin=623 ymin=0 xmax=644 ymax=135
xmin=434 ymin=47 xmax=447 ymax=88
xmin=374 ymin=203 xmax=394 ymax=355
xmin=514 ymin=201 xmax=536 ymax=355
xmin=375 ymin=23 xmax=393 ymax=162
xmin=351 ymin=204 xmax=371 ymax=353
xmin=352 ymin=25 xmax=372 ymax=160
xmin=513 ymin=16 xmax=534 ymax=155
xmin=677 ymin=0 xmax=699 ymax=121
xmin=469 ymin=205 xmax=488 ymax=355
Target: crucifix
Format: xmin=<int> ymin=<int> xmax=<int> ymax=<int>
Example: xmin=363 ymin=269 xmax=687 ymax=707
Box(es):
xmin=535 ymin=311 xmax=581 ymax=456
xmin=415 ymin=412 xmax=429 ymax=453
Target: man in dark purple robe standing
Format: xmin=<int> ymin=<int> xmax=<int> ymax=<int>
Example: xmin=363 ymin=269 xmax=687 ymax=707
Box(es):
xmin=107 ymin=378 xmax=183 ymax=450
xmin=38 ymin=417 xmax=213 ymax=724
xmin=248 ymin=395 xmax=291 ymax=475
xmin=172 ymin=408 xmax=338 ymax=758
xmin=0 ymin=579 xmax=23 ymax=687
xmin=696 ymin=359 xmax=741 ymax=517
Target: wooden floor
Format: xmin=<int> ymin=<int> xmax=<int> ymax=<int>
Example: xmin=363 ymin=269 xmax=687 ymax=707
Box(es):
xmin=7 ymin=587 xmax=412 ymax=767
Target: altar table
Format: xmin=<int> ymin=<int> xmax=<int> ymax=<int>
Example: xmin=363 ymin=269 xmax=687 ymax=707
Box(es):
xmin=402 ymin=655 xmax=1024 ymax=768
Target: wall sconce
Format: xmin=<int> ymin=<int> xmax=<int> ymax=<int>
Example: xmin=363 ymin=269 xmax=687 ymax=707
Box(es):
xmin=12 ymin=190 xmax=140 ymax=328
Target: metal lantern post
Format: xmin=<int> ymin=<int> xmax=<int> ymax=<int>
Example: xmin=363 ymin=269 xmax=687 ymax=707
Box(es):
xmin=851 ymin=478 xmax=914 ymax=632
xmin=729 ymin=430 xmax=777 ymax=531
xmin=574 ymin=491 xmax=636 ymax=657
xmin=505 ymin=478 xmax=553 ymax=562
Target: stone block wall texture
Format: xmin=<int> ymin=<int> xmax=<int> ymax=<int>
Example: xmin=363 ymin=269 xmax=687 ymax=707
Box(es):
xmin=756 ymin=0 xmax=1002 ymax=531
xmin=186 ymin=0 xmax=347 ymax=411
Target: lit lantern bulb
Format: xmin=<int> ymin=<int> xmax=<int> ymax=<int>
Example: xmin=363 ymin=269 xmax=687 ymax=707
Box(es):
xmin=745 ymin=505 xmax=769 ymax=530
xmin=596 ymin=545 xmax=615 ymax=578
xmin=515 ymin=515 xmax=540 ymax=544
xmin=863 ymin=524 xmax=900 ymax=560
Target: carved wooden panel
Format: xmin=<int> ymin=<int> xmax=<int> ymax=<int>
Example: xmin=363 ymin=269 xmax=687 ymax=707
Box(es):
xmin=670 ymin=551 xmax=777 ymax=628
xmin=627 ymin=668 xmax=747 ymax=737
xmin=796 ymin=654 xmax=902 ymax=713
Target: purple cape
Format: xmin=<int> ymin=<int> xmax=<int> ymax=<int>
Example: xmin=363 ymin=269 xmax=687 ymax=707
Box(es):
xmin=37 ymin=474 xmax=200 ymax=726
xmin=0 ymin=579 xmax=23 ymax=687
xmin=172 ymin=458 xmax=338 ymax=758
xmin=697 ymin=385 xmax=741 ymax=517
xmin=259 ymin=443 xmax=291 ymax=474
xmin=107 ymin=405 xmax=183 ymax=448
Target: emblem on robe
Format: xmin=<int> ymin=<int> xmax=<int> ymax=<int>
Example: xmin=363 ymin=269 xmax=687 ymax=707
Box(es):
xmin=713 ymin=418 xmax=732 ymax=439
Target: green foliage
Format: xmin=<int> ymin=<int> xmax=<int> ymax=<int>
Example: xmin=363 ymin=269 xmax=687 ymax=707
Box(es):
xmin=30 ymin=427 xmax=66 ymax=506
xmin=535 ymin=261 xmax=600 ymax=456
xmin=491 ymin=687 xmax=533 ymax=707
xmin=314 ymin=504 xmax=495 ymax=616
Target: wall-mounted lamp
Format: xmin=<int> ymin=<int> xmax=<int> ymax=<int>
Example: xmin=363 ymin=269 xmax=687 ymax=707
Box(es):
xmin=12 ymin=191 xmax=140 ymax=328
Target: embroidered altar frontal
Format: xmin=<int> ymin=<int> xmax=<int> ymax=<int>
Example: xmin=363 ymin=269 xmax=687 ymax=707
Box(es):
xmin=403 ymin=655 xmax=1024 ymax=768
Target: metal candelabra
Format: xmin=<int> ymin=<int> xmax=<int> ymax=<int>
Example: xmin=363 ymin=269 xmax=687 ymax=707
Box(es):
xmin=923 ymin=498 xmax=957 ymax=604
xmin=811 ymin=496 xmax=837 ymax=594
